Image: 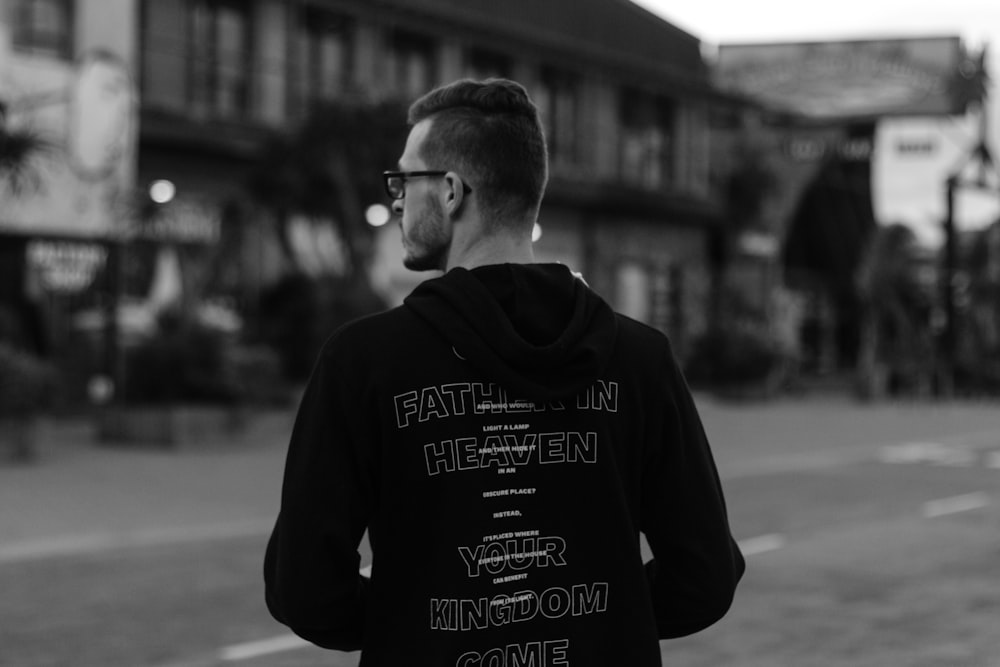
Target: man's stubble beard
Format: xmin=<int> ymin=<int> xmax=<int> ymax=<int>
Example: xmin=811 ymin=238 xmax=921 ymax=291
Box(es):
xmin=402 ymin=194 xmax=450 ymax=272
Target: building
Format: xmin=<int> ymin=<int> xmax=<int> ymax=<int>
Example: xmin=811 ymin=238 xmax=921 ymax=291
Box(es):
xmin=0 ymin=0 xmax=138 ymax=370
xmin=138 ymin=0 xmax=732 ymax=352
xmin=2 ymin=0 xmax=734 ymax=379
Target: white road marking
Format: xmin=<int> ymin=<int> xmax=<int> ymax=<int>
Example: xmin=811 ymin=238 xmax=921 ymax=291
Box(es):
xmin=737 ymin=533 xmax=785 ymax=557
xmin=923 ymin=492 xmax=991 ymax=518
xmin=218 ymin=564 xmax=372 ymax=662
xmin=220 ymin=634 xmax=310 ymax=662
xmin=879 ymin=442 xmax=977 ymax=467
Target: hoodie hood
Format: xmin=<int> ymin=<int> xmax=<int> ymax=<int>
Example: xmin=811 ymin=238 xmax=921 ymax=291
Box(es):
xmin=403 ymin=263 xmax=618 ymax=402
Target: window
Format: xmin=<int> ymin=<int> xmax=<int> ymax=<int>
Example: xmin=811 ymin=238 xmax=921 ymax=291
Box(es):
xmin=387 ymin=31 xmax=436 ymax=102
xmin=11 ymin=0 xmax=73 ymax=59
xmin=620 ymin=90 xmax=676 ymax=189
xmin=291 ymin=6 xmax=353 ymax=111
xmin=189 ymin=0 xmax=251 ymax=118
xmin=535 ymin=69 xmax=580 ymax=166
xmin=650 ymin=263 xmax=684 ymax=344
xmin=464 ymin=48 xmax=511 ymax=80
xmin=616 ymin=261 xmax=685 ymax=341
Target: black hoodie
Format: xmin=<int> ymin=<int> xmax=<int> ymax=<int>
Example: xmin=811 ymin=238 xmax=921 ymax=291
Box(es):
xmin=264 ymin=263 xmax=744 ymax=666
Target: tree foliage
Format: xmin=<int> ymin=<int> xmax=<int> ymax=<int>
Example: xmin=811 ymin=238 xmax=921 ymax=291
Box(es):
xmin=724 ymin=144 xmax=778 ymax=228
xmin=0 ymin=102 xmax=50 ymax=197
xmin=244 ymin=99 xmax=409 ymax=379
xmin=245 ymin=99 xmax=410 ymax=278
xmin=854 ymin=223 xmax=934 ymax=397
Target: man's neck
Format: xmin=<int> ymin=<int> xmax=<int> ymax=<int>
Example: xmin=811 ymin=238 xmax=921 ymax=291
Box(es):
xmin=447 ymin=233 xmax=535 ymax=271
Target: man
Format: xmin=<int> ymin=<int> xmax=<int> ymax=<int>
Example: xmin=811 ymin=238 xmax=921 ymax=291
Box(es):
xmin=264 ymin=78 xmax=744 ymax=666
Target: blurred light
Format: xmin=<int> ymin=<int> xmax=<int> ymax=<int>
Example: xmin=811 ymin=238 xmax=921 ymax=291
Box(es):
xmin=366 ymin=203 xmax=391 ymax=227
xmin=149 ymin=179 xmax=176 ymax=204
xmin=87 ymin=375 xmax=114 ymax=405
xmin=532 ymin=223 xmax=543 ymax=243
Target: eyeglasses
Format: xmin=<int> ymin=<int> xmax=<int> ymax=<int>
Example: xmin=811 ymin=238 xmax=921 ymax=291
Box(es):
xmin=382 ymin=170 xmax=472 ymax=200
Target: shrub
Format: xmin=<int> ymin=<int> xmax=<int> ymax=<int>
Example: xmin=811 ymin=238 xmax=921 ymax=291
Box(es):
xmin=230 ymin=344 xmax=295 ymax=406
xmin=120 ymin=309 xmax=296 ymax=407
xmin=0 ymin=343 xmax=54 ymax=417
xmin=684 ymin=326 xmax=788 ymax=389
xmin=121 ymin=312 xmax=241 ymax=405
xmin=259 ymin=274 xmax=388 ymax=381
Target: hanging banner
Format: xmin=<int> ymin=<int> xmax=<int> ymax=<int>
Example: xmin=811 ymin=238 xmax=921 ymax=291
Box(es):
xmin=716 ymin=37 xmax=970 ymax=120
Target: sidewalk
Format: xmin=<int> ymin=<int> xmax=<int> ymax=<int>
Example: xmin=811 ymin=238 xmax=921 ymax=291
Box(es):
xmin=1 ymin=394 xmax=997 ymax=564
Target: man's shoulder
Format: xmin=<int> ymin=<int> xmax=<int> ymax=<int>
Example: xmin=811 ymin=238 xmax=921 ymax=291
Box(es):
xmin=614 ymin=312 xmax=671 ymax=347
xmin=610 ymin=312 xmax=687 ymax=375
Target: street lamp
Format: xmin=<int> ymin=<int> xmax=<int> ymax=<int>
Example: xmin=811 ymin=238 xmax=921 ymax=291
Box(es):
xmin=365 ymin=203 xmax=390 ymax=227
xmin=941 ymin=144 xmax=998 ymax=395
xmin=149 ymin=179 xmax=176 ymax=205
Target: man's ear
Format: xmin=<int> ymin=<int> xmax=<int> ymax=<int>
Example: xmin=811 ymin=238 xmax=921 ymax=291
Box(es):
xmin=443 ymin=172 xmax=467 ymax=216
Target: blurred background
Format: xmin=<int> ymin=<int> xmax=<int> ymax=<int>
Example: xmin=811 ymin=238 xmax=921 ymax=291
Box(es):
xmin=0 ymin=1 xmax=998 ymax=665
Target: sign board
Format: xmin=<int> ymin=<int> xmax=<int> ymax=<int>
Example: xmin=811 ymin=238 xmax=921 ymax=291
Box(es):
xmin=717 ymin=37 xmax=967 ymax=121
xmin=0 ymin=49 xmax=136 ymax=238
xmin=783 ymin=136 xmax=874 ymax=163
xmin=109 ymin=197 xmax=223 ymax=245
xmin=26 ymin=239 xmax=108 ymax=293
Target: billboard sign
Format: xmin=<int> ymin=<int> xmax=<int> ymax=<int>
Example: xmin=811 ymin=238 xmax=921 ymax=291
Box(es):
xmin=717 ymin=37 xmax=968 ymax=120
xmin=1 ymin=49 xmax=136 ymax=238
xmin=873 ymin=116 xmax=1000 ymax=246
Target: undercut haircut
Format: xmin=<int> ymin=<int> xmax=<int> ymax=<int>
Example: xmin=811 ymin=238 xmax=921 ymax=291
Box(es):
xmin=408 ymin=78 xmax=549 ymax=234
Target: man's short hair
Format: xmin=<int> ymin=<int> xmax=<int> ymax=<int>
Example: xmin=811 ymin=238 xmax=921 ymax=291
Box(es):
xmin=408 ymin=78 xmax=548 ymax=234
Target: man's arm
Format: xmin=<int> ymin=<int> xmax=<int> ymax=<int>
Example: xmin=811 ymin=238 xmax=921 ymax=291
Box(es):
xmin=263 ymin=349 xmax=374 ymax=650
xmin=641 ymin=346 xmax=745 ymax=639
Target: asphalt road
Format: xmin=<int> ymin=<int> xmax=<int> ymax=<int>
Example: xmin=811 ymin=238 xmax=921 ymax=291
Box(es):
xmin=1 ymin=395 xmax=997 ymax=666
